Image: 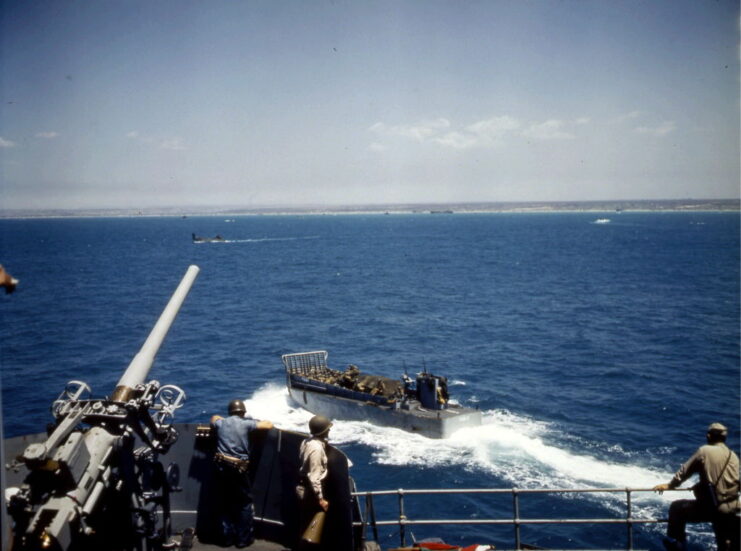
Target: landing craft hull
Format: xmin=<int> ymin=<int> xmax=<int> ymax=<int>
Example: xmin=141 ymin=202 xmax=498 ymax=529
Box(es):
xmin=287 ymin=383 xmax=482 ymax=439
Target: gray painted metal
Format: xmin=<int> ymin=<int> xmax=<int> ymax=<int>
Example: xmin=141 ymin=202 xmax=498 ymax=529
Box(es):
xmin=283 ymin=351 xmax=482 ymax=439
xmin=115 ymin=265 xmax=200 ymax=395
xmin=4 ymin=430 xmax=673 ymax=551
xmin=288 ymin=385 xmax=482 ymax=439
xmin=354 ymin=486 xmax=681 ymax=550
xmin=3 ymin=267 xmax=200 ymax=551
xmin=4 ymin=425 xmax=358 ymax=551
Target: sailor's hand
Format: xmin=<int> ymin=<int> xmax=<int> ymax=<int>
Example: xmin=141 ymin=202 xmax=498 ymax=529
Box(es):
xmin=653 ymin=483 xmax=670 ymax=494
xmin=319 ymin=498 xmax=329 ymax=511
xmin=0 ymin=265 xmax=17 ymax=294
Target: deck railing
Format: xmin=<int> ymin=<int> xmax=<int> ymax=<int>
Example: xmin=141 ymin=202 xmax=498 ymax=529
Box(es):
xmin=352 ymin=487 xmax=686 ymax=550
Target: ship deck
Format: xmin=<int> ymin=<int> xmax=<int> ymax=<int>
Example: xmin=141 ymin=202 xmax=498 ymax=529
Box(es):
xmin=186 ymin=539 xmax=289 ymax=551
xmin=182 ymin=539 xmax=646 ymax=551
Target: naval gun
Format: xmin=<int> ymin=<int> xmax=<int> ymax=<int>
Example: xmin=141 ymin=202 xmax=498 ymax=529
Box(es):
xmin=6 ymin=265 xmax=200 ymax=551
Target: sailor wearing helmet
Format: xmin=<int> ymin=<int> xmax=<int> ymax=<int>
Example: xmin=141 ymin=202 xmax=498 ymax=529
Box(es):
xmin=296 ymin=415 xmax=333 ymax=547
xmin=210 ymin=399 xmax=274 ymax=548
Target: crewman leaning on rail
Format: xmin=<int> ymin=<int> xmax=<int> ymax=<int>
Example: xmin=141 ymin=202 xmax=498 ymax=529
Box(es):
xmin=653 ymin=423 xmax=740 ymax=551
xmin=210 ymin=399 xmax=274 ymax=548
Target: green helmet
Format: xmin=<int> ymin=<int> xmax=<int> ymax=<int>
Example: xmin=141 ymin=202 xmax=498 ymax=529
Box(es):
xmin=228 ymin=399 xmax=246 ymax=416
xmin=309 ymin=415 xmax=332 ymax=436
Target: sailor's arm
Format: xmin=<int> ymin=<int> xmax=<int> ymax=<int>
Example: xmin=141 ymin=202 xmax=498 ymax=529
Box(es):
xmin=653 ymin=449 xmax=702 ymax=493
xmin=256 ymin=420 xmax=273 ymax=430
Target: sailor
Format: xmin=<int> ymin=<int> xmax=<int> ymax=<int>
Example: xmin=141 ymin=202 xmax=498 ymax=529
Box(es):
xmin=653 ymin=423 xmax=740 ymax=551
xmin=296 ymin=415 xmax=332 ymax=548
xmin=401 ymin=373 xmax=414 ymax=397
xmin=210 ymin=399 xmax=274 ymax=548
xmin=438 ymin=376 xmax=449 ymax=405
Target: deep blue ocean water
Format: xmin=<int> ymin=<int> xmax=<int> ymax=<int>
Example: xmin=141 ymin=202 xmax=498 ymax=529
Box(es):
xmin=1 ymin=212 xmax=739 ymax=550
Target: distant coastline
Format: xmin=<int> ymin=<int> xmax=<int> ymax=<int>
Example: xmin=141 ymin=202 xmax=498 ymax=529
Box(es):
xmin=0 ymin=198 xmax=738 ymax=219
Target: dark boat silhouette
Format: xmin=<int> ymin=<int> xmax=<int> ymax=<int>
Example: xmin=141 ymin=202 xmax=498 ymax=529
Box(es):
xmin=192 ymin=233 xmax=226 ymax=243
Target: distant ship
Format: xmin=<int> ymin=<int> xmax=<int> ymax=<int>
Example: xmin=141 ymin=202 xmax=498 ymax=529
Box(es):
xmin=282 ymin=350 xmax=482 ymax=438
xmin=192 ymin=233 xmax=226 ymax=243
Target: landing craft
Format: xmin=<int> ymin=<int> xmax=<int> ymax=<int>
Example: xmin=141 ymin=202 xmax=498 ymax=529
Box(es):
xmin=282 ymin=350 xmax=482 ymax=438
xmin=192 ymin=233 xmax=226 ymax=243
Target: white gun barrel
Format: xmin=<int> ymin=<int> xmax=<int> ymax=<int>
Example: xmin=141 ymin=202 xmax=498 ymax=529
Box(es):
xmin=111 ymin=265 xmax=200 ymax=402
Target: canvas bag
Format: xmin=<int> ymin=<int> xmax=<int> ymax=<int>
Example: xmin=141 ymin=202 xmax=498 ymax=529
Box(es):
xmin=692 ymin=449 xmax=732 ymax=510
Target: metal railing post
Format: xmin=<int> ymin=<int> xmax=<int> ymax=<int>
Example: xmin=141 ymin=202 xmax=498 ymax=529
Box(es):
xmin=626 ymin=488 xmax=633 ymax=550
xmin=366 ymin=492 xmax=378 ymax=542
xmin=398 ymin=489 xmax=406 ymax=547
xmin=349 ymin=486 xmax=679 ymax=549
xmin=513 ymin=488 xmax=521 ymax=550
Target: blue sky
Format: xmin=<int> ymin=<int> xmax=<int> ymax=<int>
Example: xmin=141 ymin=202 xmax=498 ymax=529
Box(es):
xmin=1 ymin=0 xmax=739 ymax=210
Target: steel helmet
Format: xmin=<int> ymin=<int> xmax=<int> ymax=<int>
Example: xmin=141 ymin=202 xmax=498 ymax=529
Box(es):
xmin=309 ymin=415 xmax=332 ymax=436
xmin=228 ymin=399 xmax=246 ymax=416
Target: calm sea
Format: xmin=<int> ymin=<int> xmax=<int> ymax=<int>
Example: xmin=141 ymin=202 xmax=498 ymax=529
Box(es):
xmin=1 ymin=212 xmax=739 ymax=550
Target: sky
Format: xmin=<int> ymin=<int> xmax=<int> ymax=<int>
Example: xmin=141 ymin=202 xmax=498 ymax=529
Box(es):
xmin=1 ymin=0 xmax=739 ymax=210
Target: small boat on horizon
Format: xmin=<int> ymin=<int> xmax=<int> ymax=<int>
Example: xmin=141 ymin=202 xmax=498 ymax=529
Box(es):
xmin=192 ymin=233 xmax=226 ymax=243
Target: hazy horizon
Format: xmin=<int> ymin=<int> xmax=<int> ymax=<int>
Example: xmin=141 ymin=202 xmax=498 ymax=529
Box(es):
xmin=2 ymin=1 xmax=739 ymax=211
xmin=2 ymin=198 xmax=738 ymax=219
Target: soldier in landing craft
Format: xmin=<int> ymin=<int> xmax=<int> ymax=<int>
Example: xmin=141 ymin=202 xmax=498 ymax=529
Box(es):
xmin=653 ymin=423 xmax=740 ymax=551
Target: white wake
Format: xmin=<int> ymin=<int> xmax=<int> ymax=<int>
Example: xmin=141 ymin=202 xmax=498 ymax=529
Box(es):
xmin=241 ymin=383 xmax=681 ymax=520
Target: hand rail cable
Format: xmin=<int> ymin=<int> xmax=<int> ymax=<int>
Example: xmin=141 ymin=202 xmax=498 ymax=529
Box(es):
xmin=351 ymin=486 xmax=689 ymax=550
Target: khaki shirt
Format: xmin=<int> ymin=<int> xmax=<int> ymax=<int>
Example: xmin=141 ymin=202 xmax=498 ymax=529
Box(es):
xmin=670 ymin=442 xmax=740 ymax=513
xmin=299 ymin=437 xmax=328 ymax=501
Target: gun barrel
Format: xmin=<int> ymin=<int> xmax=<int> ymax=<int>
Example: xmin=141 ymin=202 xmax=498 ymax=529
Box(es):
xmin=111 ymin=265 xmax=200 ymax=402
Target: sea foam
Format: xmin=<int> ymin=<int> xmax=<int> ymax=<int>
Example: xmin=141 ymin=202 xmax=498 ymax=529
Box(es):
xmin=242 ymin=383 xmax=675 ymax=518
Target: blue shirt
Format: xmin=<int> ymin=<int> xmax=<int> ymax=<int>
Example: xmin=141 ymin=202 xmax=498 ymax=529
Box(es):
xmin=214 ymin=415 xmax=258 ymax=461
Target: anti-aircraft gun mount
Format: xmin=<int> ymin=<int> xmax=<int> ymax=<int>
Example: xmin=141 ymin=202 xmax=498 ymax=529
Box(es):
xmin=6 ymin=266 xmax=199 ymax=551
